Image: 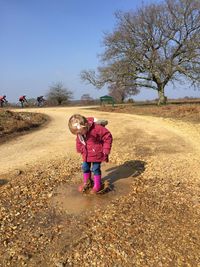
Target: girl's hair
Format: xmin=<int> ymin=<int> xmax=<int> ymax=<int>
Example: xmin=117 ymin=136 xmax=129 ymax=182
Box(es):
xmin=68 ymin=114 xmax=87 ymax=134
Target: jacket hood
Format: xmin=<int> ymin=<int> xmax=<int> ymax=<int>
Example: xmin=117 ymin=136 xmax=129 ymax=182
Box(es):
xmin=87 ymin=117 xmax=95 ymax=127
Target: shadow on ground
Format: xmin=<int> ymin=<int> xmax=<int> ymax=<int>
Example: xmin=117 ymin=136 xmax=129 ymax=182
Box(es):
xmin=102 ymin=160 xmax=146 ymax=190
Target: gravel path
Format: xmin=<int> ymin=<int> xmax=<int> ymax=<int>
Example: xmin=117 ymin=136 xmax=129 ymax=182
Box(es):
xmin=0 ymin=107 xmax=200 ymax=266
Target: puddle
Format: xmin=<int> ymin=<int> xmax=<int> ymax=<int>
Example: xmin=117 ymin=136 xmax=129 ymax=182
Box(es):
xmin=51 ymin=160 xmax=146 ymax=215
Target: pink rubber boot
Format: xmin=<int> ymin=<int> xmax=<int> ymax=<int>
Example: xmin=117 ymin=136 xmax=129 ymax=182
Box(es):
xmin=78 ymin=172 xmax=91 ymax=192
xmin=91 ymin=175 xmax=101 ymax=193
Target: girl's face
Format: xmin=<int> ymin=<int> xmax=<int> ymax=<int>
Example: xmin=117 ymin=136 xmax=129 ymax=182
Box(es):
xmin=70 ymin=120 xmax=88 ymax=135
xmin=78 ymin=126 xmax=88 ymax=135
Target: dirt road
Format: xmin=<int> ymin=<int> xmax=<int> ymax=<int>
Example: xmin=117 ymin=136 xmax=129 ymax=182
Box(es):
xmin=0 ymin=106 xmax=199 ymax=175
xmin=1 ymin=107 xmax=200 ymax=266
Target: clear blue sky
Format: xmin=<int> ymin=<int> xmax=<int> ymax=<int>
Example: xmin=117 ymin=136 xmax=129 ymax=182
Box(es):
xmin=1 ymin=0 xmax=199 ymax=103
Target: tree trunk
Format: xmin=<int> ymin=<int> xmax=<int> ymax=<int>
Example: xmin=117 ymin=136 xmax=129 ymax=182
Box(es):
xmin=157 ymin=85 xmax=167 ymax=105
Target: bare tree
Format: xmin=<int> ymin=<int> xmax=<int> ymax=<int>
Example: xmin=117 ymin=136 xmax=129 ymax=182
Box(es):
xmin=80 ymin=94 xmax=94 ymax=105
xmin=108 ymin=80 xmax=139 ymax=103
xmin=46 ymin=82 xmax=73 ymax=105
xmin=81 ymin=0 xmax=200 ymax=105
xmin=81 ymin=59 xmax=140 ymax=102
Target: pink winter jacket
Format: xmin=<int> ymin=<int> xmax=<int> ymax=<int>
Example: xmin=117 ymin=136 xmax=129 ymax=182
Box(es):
xmin=76 ymin=117 xmax=113 ymax=162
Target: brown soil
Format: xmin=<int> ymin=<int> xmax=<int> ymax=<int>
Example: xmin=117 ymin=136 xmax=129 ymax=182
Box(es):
xmin=0 ymin=109 xmax=48 ymax=144
xmin=0 ymin=106 xmax=200 ymax=266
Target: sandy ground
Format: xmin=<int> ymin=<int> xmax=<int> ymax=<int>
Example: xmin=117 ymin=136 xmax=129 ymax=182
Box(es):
xmin=1 ymin=106 xmax=199 ymax=175
xmin=1 ymin=106 xmax=200 ymax=266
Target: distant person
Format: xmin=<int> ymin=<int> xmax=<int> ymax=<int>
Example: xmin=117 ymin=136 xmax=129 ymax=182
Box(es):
xmin=0 ymin=95 xmax=7 ymax=107
xmin=19 ymin=95 xmax=28 ymax=108
xmin=68 ymin=114 xmax=112 ymax=193
xmin=36 ymin=96 xmax=45 ymax=107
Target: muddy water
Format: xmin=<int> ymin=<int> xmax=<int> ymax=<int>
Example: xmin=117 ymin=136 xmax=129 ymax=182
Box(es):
xmin=51 ymin=160 xmax=146 ymax=215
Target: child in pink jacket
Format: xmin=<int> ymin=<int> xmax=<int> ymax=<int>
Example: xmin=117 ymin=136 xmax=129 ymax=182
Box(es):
xmin=68 ymin=114 xmax=113 ymax=193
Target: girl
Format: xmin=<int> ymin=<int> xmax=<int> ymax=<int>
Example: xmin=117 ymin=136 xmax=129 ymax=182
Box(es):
xmin=68 ymin=114 xmax=113 ymax=193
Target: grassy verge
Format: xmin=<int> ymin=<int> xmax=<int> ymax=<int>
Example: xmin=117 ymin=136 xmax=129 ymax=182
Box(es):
xmin=0 ymin=109 xmax=49 ymax=144
xmin=93 ymin=103 xmax=200 ymax=123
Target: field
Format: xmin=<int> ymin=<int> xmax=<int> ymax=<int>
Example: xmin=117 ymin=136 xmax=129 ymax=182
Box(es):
xmin=0 ymin=104 xmax=200 ymax=266
xmin=95 ymin=102 xmax=200 ymax=123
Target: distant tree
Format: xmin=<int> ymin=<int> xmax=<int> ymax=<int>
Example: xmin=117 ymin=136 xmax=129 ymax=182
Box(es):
xmin=46 ymin=82 xmax=73 ymax=105
xmin=81 ymin=60 xmax=140 ymax=103
xmin=26 ymin=98 xmax=37 ymax=107
xmin=81 ymin=0 xmax=200 ymax=105
xmin=108 ymin=81 xmax=139 ymax=103
xmin=126 ymin=98 xmax=135 ymax=103
xmin=80 ymin=93 xmax=94 ymax=105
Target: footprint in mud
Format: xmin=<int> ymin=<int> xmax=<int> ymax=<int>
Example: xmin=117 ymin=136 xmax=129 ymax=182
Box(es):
xmin=51 ymin=160 xmax=146 ymax=215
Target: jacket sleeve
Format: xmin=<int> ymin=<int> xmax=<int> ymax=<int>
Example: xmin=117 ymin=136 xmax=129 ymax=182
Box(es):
xmin=76 ymin=135 xmax=83 ymax=154
xmin=99 ymin=126 xmax=113 ymax=155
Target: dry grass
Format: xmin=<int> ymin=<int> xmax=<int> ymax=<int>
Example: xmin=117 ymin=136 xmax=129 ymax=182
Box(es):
xmin=0 ymin=110 xmax=48 ymax=143
xmin=95 ymin=103 xmax=200 ymax=123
